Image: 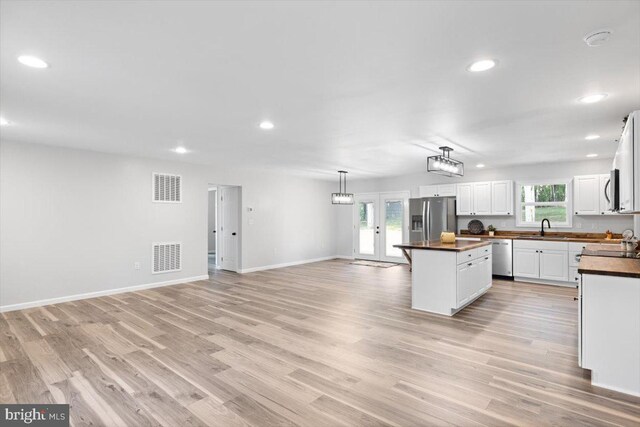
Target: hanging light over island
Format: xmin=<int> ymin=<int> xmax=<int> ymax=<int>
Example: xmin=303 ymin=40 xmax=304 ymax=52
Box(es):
xmin=427 ymin=146 xmax=464 ymax=177
xmin=331 ymin=170 xmax=354 ymax=204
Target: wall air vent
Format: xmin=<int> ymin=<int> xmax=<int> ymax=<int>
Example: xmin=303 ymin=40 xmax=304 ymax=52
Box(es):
xmin=152 ymin=242 xmax=182 ymax=274
xmin=153 ymin=173 xmax=182 ymax=203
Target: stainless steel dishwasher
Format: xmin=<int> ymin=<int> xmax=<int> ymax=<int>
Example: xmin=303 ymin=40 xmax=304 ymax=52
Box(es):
xmin=487 ymin=239 xmax=513 ymax=277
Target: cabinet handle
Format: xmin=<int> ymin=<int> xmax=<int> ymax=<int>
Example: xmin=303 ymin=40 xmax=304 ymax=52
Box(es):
xmin=468 ymin=263 xmax=472 ymax=266
xmin=575 ymin=212 xmax=578 ymax=214
xmin=540 ymin=250 xmax=543 ymax=253
xmin=573 ymin=297 xmax=578 ymax=301
xmin=484 ymin=257 xmax=489 ymax=260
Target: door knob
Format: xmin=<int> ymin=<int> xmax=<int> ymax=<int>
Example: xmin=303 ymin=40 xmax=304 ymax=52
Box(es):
xmin=232 ymin=232 xmax=237 ymax=236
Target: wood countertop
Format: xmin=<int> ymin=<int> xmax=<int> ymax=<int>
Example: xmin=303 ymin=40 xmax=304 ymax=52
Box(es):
xmin=579 ymin=256 xmax=640 ymax=279
xmin=394 ymin=240 xmax=491 ymax=252
xmin=458 ymin=231 xmax=622 ymax=244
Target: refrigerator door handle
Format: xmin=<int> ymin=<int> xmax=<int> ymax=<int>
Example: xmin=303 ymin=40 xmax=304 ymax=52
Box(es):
xmin=422 ymin=200 xmax=427 ymax=241
xmin=425 ymin=200 xmax=431 ymax=241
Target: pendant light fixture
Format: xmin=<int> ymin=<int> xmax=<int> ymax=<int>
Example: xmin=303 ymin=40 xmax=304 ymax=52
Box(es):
xmin=331 ymin=170 xmax=354 ymax=204
xmin=427 ymin=146 xmax=464 ymax=177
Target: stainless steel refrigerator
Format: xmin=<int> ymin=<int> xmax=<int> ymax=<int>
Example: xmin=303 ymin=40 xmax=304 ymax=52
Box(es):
xmin=409 ymin=197 xmax=457 ymax=241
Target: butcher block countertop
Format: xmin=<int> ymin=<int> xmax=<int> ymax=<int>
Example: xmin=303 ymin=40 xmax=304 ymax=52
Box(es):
xmin=458 ymin=230 xmax=623 ymax=244
xmin=579 ymin=256 xmax=640 ymax=279
xmin=394 ymin=240 xmax=491 ymax=252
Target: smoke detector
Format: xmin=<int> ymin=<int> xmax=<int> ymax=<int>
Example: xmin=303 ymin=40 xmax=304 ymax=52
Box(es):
xmin=584 ymin=29 xmax=612 ymax=47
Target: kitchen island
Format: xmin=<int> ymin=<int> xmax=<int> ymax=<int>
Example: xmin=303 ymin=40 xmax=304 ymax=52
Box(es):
xmin=394 ymin=240 xmax=492 ymax=316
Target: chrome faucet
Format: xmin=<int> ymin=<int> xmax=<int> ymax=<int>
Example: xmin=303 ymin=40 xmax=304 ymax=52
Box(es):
xmin=541 ymin=218 xmax=550 ymax=237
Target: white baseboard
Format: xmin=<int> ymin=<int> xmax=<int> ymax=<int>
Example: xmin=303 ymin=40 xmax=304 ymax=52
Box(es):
xmin=0 ymin=274 xmax=210 ymax=313
xmin=239 ymin=255 xmax=346 ymax=273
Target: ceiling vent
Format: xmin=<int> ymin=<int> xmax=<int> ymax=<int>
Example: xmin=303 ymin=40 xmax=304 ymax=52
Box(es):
xmin=584 ymin=29 xmax=612 ymax=47
xmin=153 ymin=173 xmax=182 ymax=203
xmin=152 ymin=242 xmax=181 ymax=274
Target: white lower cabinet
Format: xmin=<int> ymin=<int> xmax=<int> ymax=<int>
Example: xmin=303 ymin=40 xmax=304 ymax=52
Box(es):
xmin=513 ymin=248 xmax=539 ymax=278
xmin=456 ymin=255 xmax=491 ymax=308
xmin=412 ymin=245 xmax=492 ymax=316
xmin=538 ymin=250 xmax=568 ymax=281
xmin=581 ymin=273 xmax=640 ymax=396
xmin=513 ymin=240 xmax=569 ymax=285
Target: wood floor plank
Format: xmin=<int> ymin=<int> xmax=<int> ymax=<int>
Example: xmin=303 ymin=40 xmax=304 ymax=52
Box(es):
xmin=1 ymin=260 xmax=638 ymax=426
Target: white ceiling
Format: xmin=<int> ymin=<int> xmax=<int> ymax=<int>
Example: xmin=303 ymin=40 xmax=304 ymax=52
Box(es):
xmin=1 ymin=1 xmax=639 ymax=179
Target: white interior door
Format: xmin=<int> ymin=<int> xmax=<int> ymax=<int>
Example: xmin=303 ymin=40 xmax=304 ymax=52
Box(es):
xmin=220 ymin=186 xmax=239 ymax=272
xmin=354 ymin=192 xmax=409 ymax=262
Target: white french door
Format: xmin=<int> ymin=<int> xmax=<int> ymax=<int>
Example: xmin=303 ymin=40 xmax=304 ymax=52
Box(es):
xmin=353 ymin=192 xmax=410 ymax=262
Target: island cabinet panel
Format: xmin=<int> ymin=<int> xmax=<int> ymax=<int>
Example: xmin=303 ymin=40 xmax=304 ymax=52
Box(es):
xmin=581 ymin=274 xmax=640 ymax=396
xmin=411 ymin=244 xmax=492 ymax=316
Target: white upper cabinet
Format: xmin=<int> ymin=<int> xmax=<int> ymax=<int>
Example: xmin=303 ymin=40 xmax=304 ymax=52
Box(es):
xmin=491 ymin=180 xmax=513 ymax=215
xmin=574 ymin=174 xmax=612 ymax=215
xmin=473 ymin=182 xmax=492 ymax=215
xmin=574 ymin=175 xmax=600 ymax=215
xmin=454 ymin=180 xmax=513 ymax=216
xmin=419 ymin=184 xmax=456 ymax=197
xmin=456 ymin=183 xmax=474 ymax=215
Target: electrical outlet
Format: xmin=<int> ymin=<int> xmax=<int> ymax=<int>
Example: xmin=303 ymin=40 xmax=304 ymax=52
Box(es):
xmin=576 ymin=223 xmax=582 ymax=229
xmin=134 ymin=262 xmax=141 ymax=270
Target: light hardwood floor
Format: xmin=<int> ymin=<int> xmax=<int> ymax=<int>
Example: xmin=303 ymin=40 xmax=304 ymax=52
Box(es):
xmin=1 ymin=259 xmax=639 ymax=426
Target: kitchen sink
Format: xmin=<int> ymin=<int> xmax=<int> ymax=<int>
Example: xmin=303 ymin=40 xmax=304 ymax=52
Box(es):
xmin=516 ymin=235 xmax=569 ymax=240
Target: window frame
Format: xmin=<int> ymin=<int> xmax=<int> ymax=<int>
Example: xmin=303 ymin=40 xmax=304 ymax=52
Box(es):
xmin=515 ymin=179 xmax=573 ymax=228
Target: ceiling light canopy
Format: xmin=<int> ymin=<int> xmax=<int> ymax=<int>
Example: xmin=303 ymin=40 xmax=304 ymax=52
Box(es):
xmin=17 ymin=55 xmax=49 ymax=68
xmin=467 ymin=59 xmax=496 ymax=72
xmin=585 ymin=134 xmax=600 ymax=140
xmin=427 ymin=146 xmax=464 ymax=177
xmin=331 ymin=170 xmax=354 ymax=205
xmin=259 ymin=121 xmax=274 ymax=130
xmin=584 ymin=29 xmax=612 ymax=47
xmin=586 ymin=153 xmax=598 ymax=158
xmin=174 ymin=146 xmax=188 ymax=154
xmin=0 ymin=117 xmax=9 ymax=126
xmin=579 ymin=93 xmax=608 ymax=104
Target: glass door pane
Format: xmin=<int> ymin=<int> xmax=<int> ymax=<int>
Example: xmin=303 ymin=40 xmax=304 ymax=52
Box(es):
xmin=384 ymin=200 xmax=403 ymax=257
xmin=358 ymin=201 xmax=376 ymax=255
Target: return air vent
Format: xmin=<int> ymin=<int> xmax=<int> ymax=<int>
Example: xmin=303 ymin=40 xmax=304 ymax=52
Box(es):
xmin=153 ymin=173 xmax=182 ymax=203
xmin=152 ymin=242 xmax=182 ymax=274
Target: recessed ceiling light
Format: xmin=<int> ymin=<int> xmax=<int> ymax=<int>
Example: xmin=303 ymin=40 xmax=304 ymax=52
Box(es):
xmin=476 ymin=163 xmax=485 ymax=168
xmin=586 ymin=153 xmax=598 ymax=158
xmin=174 ymin=146 xmax=188 ymax=154
xmin=0 ymin=117 xmax=9 ymax=126
xmin=259 ymin=121 xmax=274 ymax=130
xmin=585 ymin=134 xmax=600 ymax=140
xmin=579 ymin=93 xmax=608 ymax=104
xmin=467 ymin=59 xmax=497 ymax=72
xmin=17 ymin=55 xmax=49 ymax=69
xmin=584 ymin=29 xmax=612 ymax=47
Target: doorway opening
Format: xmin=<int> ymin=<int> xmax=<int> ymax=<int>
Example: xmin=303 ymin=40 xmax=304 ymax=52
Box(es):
xmin=353 ymin=191 xmax=410 ymax=262
xmin=207 ymin=184 xmax=242 ymax=273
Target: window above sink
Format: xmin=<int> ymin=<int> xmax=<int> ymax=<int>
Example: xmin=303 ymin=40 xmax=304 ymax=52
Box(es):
xmin=515 ymin=179 xmax=573 ymax=228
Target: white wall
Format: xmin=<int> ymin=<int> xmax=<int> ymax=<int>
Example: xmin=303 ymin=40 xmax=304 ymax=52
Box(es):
xmin=336 ymin=159 xmax=635 ymax=256
xmin=207 ymin=189 xmax=216 ymax=253
xmin=0 ymin=141 xmax=339 ymax=310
